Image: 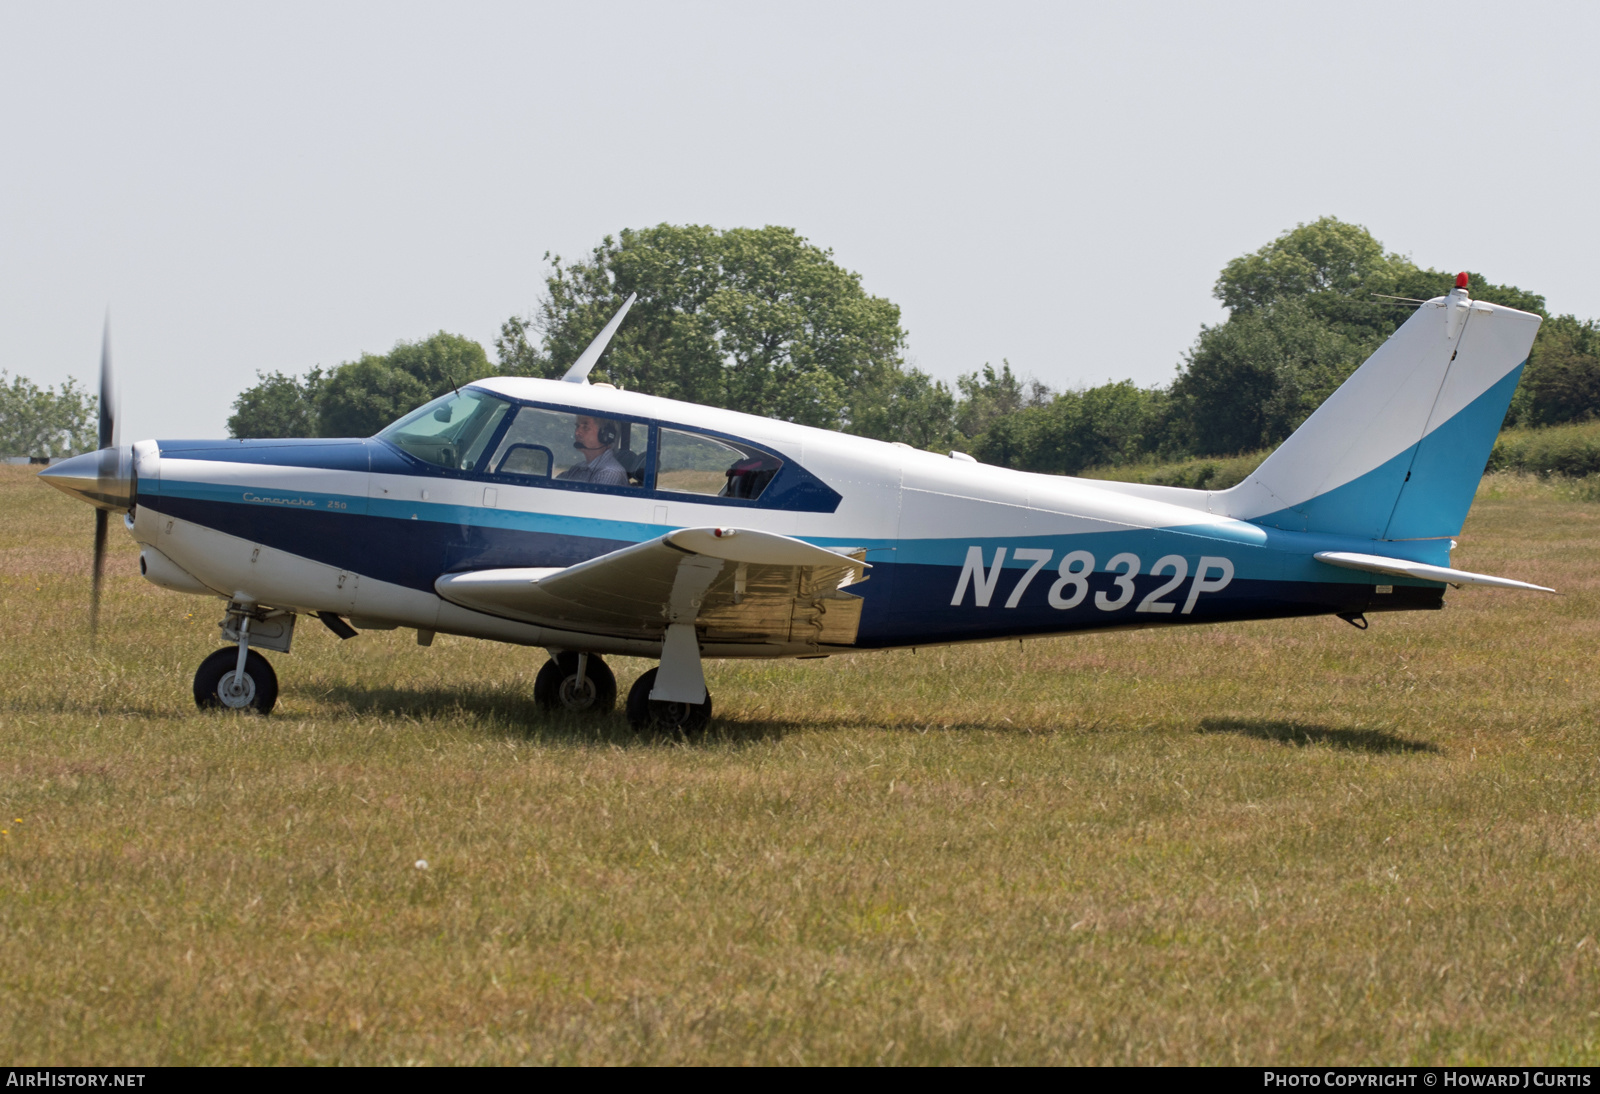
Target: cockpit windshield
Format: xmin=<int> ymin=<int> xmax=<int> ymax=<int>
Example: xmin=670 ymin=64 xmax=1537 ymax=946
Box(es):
xmin=377 ymin=388 xmax=512 ymax=471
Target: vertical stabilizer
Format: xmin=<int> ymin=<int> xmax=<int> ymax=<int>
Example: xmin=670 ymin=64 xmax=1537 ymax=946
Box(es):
xmin=1219 ymin=284 xmax=1541 ymax=540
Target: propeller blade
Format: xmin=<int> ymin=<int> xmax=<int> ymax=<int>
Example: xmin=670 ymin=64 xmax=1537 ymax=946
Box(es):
xmin=91 ymin=313 xmax=117 ymax=642
xmin=561 ymin=293 xmax=638 ymax=384
xmin=91 ymin=508 xmax=108 ymax=640
xmin=98 ymin=314 xmax=117 ymax=449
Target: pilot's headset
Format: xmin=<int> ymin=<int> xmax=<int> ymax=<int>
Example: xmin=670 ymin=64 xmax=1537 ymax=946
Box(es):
xmin=576 ymin=417 xmax=622 ymax=452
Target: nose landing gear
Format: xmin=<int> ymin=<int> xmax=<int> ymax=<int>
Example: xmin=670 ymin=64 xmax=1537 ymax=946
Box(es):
xmin=193 ymin=600 xmax=285 ymax=715
xmin=193 ymin=647 xmax=279 ymax=713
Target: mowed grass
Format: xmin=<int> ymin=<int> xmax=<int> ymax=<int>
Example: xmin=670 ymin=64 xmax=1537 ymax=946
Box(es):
xmin=2 ymin=464 xmax=1599 ymax=1065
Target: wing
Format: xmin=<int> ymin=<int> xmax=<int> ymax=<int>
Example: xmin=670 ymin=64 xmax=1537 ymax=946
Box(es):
xmin=435 ymin=527 xmax=871 ymax=647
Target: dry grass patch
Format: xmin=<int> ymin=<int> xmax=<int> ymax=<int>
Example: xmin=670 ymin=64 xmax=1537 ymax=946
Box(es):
xmin=2 ymin=465 xmax=1599 ymax=1064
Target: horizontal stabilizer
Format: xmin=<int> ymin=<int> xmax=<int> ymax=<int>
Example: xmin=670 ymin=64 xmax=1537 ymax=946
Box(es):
xmin=1313 ymin=551 xmax=1554 ymax=593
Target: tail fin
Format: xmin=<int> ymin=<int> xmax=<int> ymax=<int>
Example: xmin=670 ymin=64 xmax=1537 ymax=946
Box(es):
xmin=1220 ymin=285 xmax=1542 ymax=539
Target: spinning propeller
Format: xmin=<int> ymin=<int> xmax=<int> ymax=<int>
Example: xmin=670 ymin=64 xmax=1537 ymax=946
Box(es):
xmin=91 ymin=319 xmax=117 ymax=637
xmin=38 ymin=315 xmax=132 ymax=642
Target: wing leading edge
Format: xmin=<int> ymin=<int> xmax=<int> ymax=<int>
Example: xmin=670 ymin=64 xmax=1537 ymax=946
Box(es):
xmin=435 ymin=527 xmax=870 ymax=647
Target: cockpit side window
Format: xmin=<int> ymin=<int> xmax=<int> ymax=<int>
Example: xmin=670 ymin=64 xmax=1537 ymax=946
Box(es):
xmin=483 ymin=404 xmax=648 ymax=488
xmin=657 ymin=428 xmax=783 ymax=500
xmin=377 ymin=388 xmax=512 ymax=471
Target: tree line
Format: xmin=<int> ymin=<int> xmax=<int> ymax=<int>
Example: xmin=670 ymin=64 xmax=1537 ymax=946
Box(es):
xmin=0 ymin=373 xmax=98 ymax=459
xmin=11 ymin=218 xmax=1595 ymax=468
xmin=225 ymin=218 xmax=1600 ymax=473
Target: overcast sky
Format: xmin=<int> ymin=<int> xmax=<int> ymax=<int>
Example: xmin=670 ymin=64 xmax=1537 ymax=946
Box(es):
xmin=3 ymin=1 xmax=1596 ymax=439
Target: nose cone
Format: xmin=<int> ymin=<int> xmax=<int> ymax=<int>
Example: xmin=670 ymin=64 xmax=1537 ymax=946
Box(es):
xmin=38 ymin=446 xmax=135 ymax=510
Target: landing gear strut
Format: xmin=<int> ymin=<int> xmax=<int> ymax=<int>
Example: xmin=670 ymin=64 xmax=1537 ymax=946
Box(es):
xmin=534 ymin=651 xmax=617 ymax=714
xmin=193 ymin=647 xmax=278 ymax=713
xmin=194 ymin=602 xmax=280 ymax=714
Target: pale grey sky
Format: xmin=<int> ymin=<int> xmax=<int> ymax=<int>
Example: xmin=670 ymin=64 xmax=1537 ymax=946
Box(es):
xmin=3 ymin=1 xmax=1596 ymax=439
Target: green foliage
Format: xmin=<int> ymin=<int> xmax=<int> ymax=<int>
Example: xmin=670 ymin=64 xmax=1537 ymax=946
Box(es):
xmin=971 ymin=380 xmax=1168 ymax=475
xmin=498 ymin=224 xmax=907 ymax=431
xmin=849 ymin=367 xmax=962 ymax=452
xmin=1078 ymin=449 xmax=1270 ymax=491
xmin=1515 ymin=315 xmax=1600 ymax=428
xmin=0 ymin=372 xmax=98 ymax=458
xmin=953 ymin=362 xmax=1049 ymax=442
xmin=1168 ymin=217 xmax=1558 ymax=459
xmin=1487 ymin=419 xmax=1600 ymax=478
xmin=318 ymin=333 xmax=494 ymax=438
xmin=1171 ymin=300 xmax=1379 ymax=456
xmin=222 ymin=217 xmax=1595 ymax=474
xmin=228 ymin=334 xmax=493 ymax=439
xmin=1215 ymin=216 xmax=1401 ymax=313
xmin=227 ymin=368 xmax=324 ymax=439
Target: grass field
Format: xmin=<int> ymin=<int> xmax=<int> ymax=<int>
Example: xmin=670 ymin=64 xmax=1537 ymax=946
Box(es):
xmin=2 ymin=463 xmax=1598 ymax=1065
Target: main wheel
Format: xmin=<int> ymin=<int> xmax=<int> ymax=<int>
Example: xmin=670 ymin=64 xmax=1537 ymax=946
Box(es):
xmin=193 ymin=647 xmax=279 ymax=714
xmin=625 ymin=667 xmax=712 ymax=736
xmin=534 ymin=652 xmax=617 ymax=714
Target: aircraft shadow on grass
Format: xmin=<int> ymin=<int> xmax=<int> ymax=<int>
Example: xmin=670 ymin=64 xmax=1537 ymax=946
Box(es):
xmin=293 ymin=681 xmax=790 ymax=747
xmin=1198 ymin=717 xmax=1439 ymax=754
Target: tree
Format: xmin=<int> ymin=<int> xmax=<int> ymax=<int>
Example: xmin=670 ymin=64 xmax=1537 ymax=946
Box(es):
xmin=318 ymin=333 xmax=494 ymax=438
xmin=1171 ymin=217 xmax=1553 ymax=457
xmin=227 ymin=367 xmax=324 ymax=439
xmin=1518 ymin=315 xmax=1600 ymax=427
xmin=953 ymin=361 xmax=1050 ymax=442
xmin=0 ymin=372 xmax=98 ymax=458
xmin=496 ymin=224 xmax=907 ymax=431
xmin=1171 ymin=300 xmax=1376 ymax=456
xmin=227 ymin=333 xmax=493 ymax=439
xmin=849 ymin=367 xmax=962 ymax=452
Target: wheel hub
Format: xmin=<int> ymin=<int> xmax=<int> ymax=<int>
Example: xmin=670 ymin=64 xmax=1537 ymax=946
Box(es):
xmin=558 ymin=675 xmax=598 ymax=709
xmin=218 ymin=670 xmax=256 ymax=709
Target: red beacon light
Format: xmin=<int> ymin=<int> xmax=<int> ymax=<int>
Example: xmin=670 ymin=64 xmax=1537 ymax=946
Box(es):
xmin=1455 ymin=271 xmax=1470 ymax=290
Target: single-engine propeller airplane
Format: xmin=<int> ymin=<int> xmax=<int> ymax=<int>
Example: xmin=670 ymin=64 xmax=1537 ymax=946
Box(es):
xmin=42 ymin=274 xmax=1553 ymax=733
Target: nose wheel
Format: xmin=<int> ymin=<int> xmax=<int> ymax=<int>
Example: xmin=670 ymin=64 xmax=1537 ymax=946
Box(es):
xmin=193 ymin=647 xmax=279 ymax=714
xmin=626 ymin=668 xmax=713 ymax=736
xmin=534 ymin=652 xmax=617 ymax=714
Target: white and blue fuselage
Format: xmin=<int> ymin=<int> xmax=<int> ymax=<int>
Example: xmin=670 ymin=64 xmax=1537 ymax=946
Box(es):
xmin=48 ymin=284 xmax=1549 ymax=723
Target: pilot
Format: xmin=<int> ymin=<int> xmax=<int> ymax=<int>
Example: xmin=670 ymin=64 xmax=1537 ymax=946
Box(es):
xmin=558 ymin=415 xmax=629 ymax=486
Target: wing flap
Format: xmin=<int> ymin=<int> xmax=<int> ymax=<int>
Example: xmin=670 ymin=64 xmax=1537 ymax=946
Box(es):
xmin=1313 ymin=551 xmax=1554 ymax=593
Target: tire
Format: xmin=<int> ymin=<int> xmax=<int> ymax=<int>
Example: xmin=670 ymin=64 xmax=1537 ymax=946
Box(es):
xmin=625 ymin=667 xmax=712 ymax=737
xmin=533 ymin=652 xmax=617 ymax=715
xmin=193 ymin=647 xmax=279 ymax=714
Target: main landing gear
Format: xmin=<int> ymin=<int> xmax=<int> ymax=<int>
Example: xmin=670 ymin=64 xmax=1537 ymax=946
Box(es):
xmin=626 ymin=668 xmax=713 ymax=736
xmin=534 ymin=651 xmax=618 ymax=714
xmin=539 ymin=626 xmax=715 ymax=737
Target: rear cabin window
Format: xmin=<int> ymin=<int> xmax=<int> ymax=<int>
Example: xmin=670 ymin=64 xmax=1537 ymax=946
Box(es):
xmin=484 ymin=405 xmax=648 ymax=487
xmin=657 ymin=428 xmax=782 ymax=501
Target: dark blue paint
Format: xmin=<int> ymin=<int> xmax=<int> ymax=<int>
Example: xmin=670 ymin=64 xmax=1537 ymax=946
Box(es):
xmin=158 ymin=438 xmax=373 ymax=472
xmin=144 ymin=494 xmax=632 ymax=594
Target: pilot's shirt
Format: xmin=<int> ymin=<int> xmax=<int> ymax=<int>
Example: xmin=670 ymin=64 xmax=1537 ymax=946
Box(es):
xmin=558 ymin=447 xmax=629 ymax=487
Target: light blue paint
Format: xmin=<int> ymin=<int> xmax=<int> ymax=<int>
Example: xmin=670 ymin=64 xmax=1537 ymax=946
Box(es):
xmin=1385 ymin=364 xmax=1524 ymax=540
xmin=1252 ymin=361 xmax=1526 ymax=542
xmin=1253 ymin=444 xmax=1417 ymax=538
